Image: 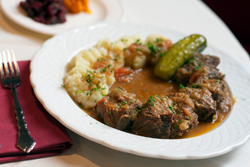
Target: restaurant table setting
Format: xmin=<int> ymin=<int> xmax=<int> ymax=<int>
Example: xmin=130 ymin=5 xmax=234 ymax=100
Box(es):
xmin=0 ymin=0 xmax=250 ymax=167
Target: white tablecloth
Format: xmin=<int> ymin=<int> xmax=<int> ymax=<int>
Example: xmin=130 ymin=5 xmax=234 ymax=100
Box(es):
xmin=1 ymin=0 xmax=250 ymax=166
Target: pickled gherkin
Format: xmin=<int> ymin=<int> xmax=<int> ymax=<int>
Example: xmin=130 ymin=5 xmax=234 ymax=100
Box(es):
xmin=154 ymin=34 xmax=207 ymax=81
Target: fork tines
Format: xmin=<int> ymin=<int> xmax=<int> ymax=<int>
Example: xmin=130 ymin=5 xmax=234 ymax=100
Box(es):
xmin=0 ymin=50 xmax=20 ymax=80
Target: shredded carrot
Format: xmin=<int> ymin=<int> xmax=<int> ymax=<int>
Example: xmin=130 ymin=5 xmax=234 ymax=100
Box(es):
xmin=189 ymin=67 xmax=206 ymax=83
xmin=182 ymin=108 xmax=193 ymax=120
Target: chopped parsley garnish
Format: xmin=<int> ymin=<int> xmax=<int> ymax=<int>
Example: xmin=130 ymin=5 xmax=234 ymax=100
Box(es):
xmin=147 ymin=43 xmax=158 ymax=53
xmin=136 ymin=48 xmax=141 ymax=51
xmin=122 ymin=101 xmax=127 ymax=105
xmin=194 ymin=62 xmax=202 ymax=70
xmin=87 ymin=70 xmax=92 ymax=73
xmin=148 ymin=96 xmax=156 ymax=106
xmin=192 ymin=83 xmax=197 ymax=88
xmin=189 ymin=56 xmax=196 ymax=63
xmin=80 ymin=104 xmax=84 ymax=109
xmin=156 ymin=95 xmax=164 ymax=102
xmin=160 ymin=52 xmax=164 ymax=58
xmin=135 ymin=39 xmax=141 ymax=44
xmin=215 ymin=80 xmax=220 ymax=83
xmin=179 ymin=83 xmax=188 ymax=89
xmin=179 ymin=83 xmax=185 ymax=88
xmin=178 ymin=120 xmax=182 ymax=124
xmin=156 ymin=38 xmax=163 ymax=42
xmin=200 ymin=70 xmax=205 ymax=73
xmin=117 ymin=87 xmax=123 ymax=92
xmin=169 ymin=106 xmax=173 ymax=110
xmin=117 ymin=105 xmax=121 ymax=109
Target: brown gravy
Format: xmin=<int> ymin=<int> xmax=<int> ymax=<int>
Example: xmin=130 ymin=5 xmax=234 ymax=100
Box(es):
xmin=84 ymin=66 xmax=230 ymax=139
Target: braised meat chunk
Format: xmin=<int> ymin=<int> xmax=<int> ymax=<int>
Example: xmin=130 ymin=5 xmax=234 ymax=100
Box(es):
xmin=132 ymin=95 xmax=174 ymax=139
xmin=132 ymin=93 xmax=198 ymax=139
xmin=174 ymin=53 xmax=223 ymax=84
xmin=199 ymin=79 xmax=232 ymax=113
xmin=168 ymin=93 xmax=199 ymax=138
xmin=96 ymin=87 xmax=142 ymax=130
xmin=179 ymin=88 xmax=216 ymax=121
xmin=174 ymin=53 xmax=232 ymax=119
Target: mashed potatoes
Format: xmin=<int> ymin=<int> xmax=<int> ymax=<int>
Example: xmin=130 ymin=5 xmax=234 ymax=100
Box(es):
xmin=64 ymin=35 xmax=142 ymax=109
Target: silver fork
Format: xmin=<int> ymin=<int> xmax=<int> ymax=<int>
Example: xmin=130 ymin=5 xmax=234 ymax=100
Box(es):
xmin=0 ymin=50 xmax=36 ymax=153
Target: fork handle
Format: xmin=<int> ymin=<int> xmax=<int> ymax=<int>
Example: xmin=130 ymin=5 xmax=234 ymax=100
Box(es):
xmin=11 ymin=86 xmax=36 ymax=153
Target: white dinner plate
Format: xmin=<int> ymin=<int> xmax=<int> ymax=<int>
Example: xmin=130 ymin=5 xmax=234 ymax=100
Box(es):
xmin=0 ymin=0 xmax=124 ymax=36
xmin=30 ymin=23 xmax=250 ymax=160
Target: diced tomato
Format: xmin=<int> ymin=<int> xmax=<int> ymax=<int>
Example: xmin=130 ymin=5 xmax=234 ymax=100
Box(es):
xmin=164 ymin=39 xmax=173 ymax=49
xmin=97 ymin=98 xmax=108 ymax=106
xmin=115 ymin=67 xmax=133 ymax=80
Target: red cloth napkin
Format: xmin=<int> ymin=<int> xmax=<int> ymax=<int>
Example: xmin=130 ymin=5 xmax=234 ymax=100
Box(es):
xmin=0 ymin=61 xmax=73 ymax=164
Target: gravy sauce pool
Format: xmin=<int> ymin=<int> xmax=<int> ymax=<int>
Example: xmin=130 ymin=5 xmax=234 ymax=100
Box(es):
xmin=84 ymin=66 xmax=231 ymax=139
